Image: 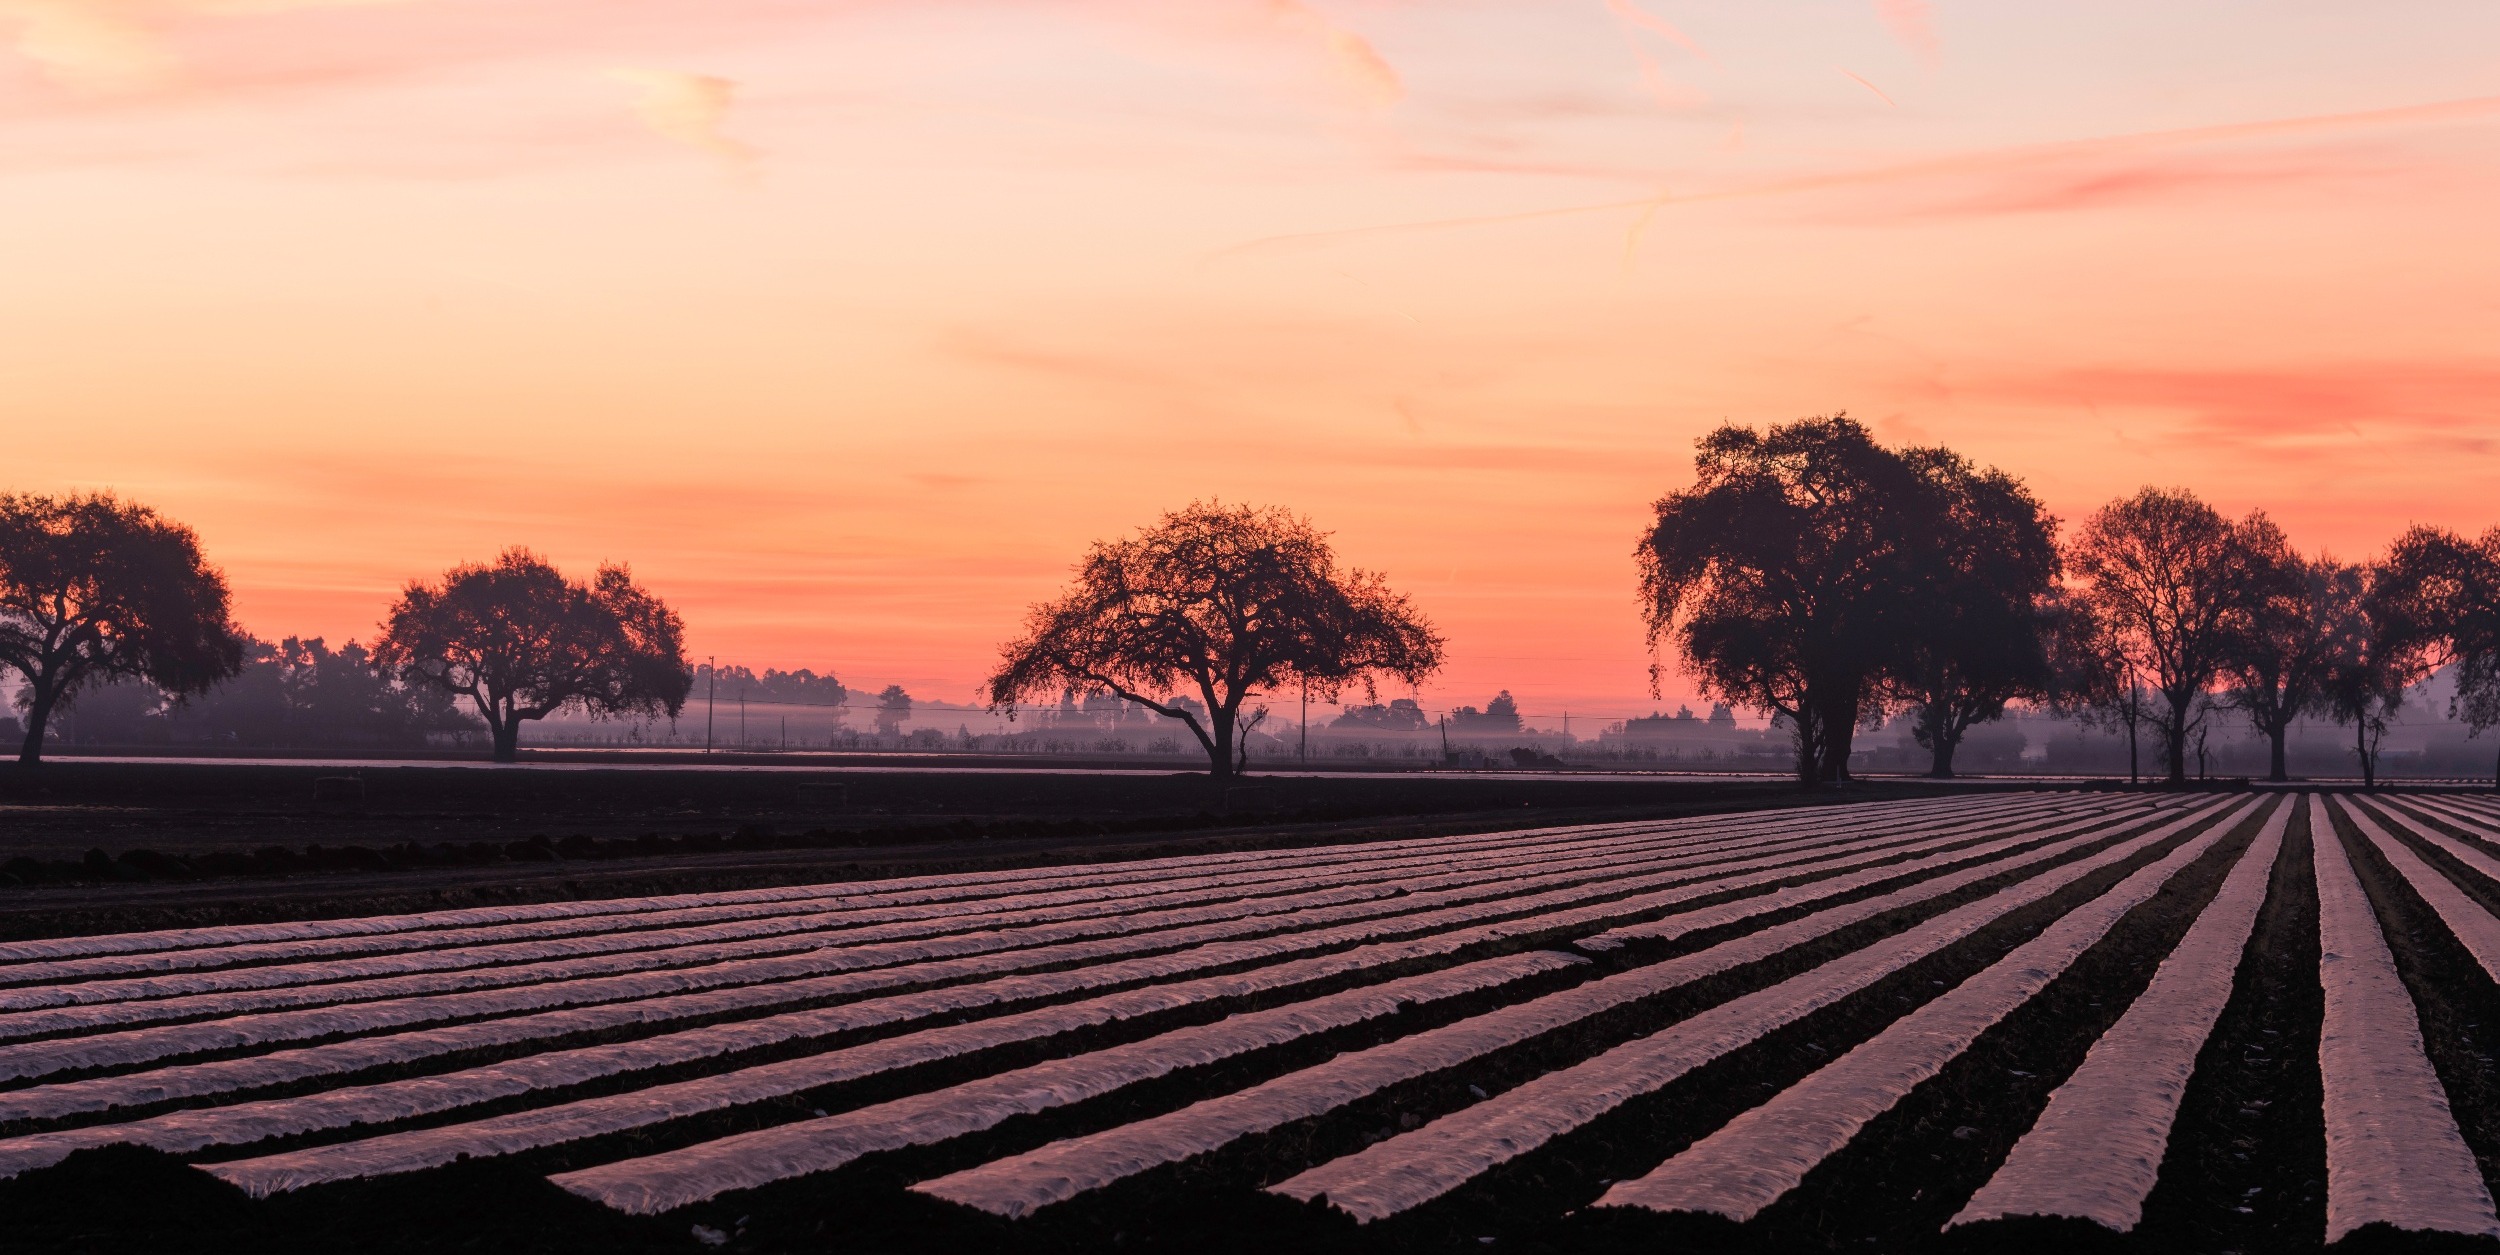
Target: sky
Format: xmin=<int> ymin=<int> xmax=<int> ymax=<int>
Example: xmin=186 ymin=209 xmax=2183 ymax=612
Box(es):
xmin=5 ymin=1 xmax=2498 ymax=727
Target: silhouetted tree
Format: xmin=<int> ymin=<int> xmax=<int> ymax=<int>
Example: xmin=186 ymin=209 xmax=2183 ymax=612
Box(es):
xmin=1334 ymin=698 xmax=1428 ymax=732
xmin=2379 ymin=524 xmax=2500 ymax=788
xmin=2219 ymin=517 xmax=2346 ymax=782
xmin=874 ymin=684 xmax=912 ymax=737
xmin=147 ymin=634 xmax=476 ymax=748
xmin=1887 ymin=448 xmax=2060 ymax=778
xmin=373 ymin=548 xmax=691 ymax=762
xmin=1452 ymin=690 xmax=1523 ymax=733
xmin=2048 ymin=591 xmax=2154 ymax=784
xmin=988 ymin=501 xmax=1443 ymax=778
xmin=0 ymin=492 xmax=244 ymax=763
xmin=1638 ymin=415 xmax=1928 ymax=787
xmin=2065 ymin=488 xmax=2263 ymax=784
xmin=2320 ymin=562 xmax=2427 ymax=790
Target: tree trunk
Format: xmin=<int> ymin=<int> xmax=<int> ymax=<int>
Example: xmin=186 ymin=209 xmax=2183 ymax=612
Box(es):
xmin=1206 ymin=706 xmax=1237 ymax=779
xmin=1789 ymin=709 xmax=1819 ymax=790
xmin=1816 ymin=693 xmax=1857 ymax=785
xmin=2357 ymin=721 xmax=2373 ymax=790
xmin=1928 ymin=731 xmax=1957 ymax=779
xmin=2268 ymin=727 xmax=2288 ymax=783
xmin=1821 ymin=727 xmax=1854 ymax=785
xmin=2126 ymin=713 xmax=2139 ymax=785
xmin=2164 ymin=693 xmax=2191 ymax=785
xmin=15 ymin=682 xmax=57 ymax=765
xmin=491 ymin=718 xmax=522 ymax=763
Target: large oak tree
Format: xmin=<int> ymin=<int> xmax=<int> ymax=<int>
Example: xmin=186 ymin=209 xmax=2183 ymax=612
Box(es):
xmin=1888 ymin=447 xmax=2061 ymax=778
xmin=0 ymin=492 xmax=244 ymax=763
xmin=988 ymin=502 xmax=1442 ymax=777
xmin=1638 ymin=415 xmax=1933 ymax=787
xmin=373 ymin=549 xmax=692 ymax=761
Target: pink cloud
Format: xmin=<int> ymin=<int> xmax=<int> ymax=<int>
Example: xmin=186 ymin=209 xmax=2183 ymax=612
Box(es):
xmin=0 ymin=0 xmax=412 ymax=93
xmin=607 ymin=67 xmax=758 ymax=172
xmin=1265 ymin=0 xmax=1401 ymax=110
xmin=1875 ymin=0 xmax=1938 ymax=63
xmin=1603 ymin=0 xmax=1706 ymax=109
xmin=1967 ymin=362 xmax=2500 ymax=460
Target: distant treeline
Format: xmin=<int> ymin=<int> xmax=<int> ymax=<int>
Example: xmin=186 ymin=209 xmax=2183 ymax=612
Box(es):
xmin=13 ymin=636 xmax=476 ymax=751
xmin=16 ymin=645 xmax=877 ymax=754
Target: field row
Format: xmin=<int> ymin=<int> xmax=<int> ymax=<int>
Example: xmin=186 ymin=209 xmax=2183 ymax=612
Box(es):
xmin=5 ymin=790 xmax=2500 ymax=1250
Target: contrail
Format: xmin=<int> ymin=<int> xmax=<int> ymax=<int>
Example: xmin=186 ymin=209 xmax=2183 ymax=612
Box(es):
xmin=1841 ymin=69 xmax=1895 ymax=107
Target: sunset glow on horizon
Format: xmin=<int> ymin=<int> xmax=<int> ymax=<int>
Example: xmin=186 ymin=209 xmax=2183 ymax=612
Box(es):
xmin=7 ymin=1 xmax=2498 ymax=723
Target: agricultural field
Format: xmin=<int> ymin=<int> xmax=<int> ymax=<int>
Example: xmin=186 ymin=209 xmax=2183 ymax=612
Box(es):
xmin=3 ymin=790 xmax=2500 ymax=1253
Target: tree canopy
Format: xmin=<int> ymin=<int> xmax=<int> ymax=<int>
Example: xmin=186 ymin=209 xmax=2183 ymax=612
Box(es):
xmin=2217 ymin=517 xmax=2348 ymax=781
xmin=372 ymin=548 xmax=691 ymax=761
xmin=1640 ymin=415 xmax=2003 ymax=786
xmin=0 ymin=492 xmax=244 ymax=763
xmin=987 ymin=501 xmax=1443 ymax=777
xmin=1887 ymin=447 xmax=2062 ymax=778
xmin=2377 ymin=525 xmax=2500 ymax=785
xmin=2063 ymin=488 xmax=2263 ymax=785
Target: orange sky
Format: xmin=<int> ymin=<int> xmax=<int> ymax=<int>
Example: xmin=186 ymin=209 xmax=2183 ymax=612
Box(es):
xmin=5 ymin=1 xmax=2498 ymax=725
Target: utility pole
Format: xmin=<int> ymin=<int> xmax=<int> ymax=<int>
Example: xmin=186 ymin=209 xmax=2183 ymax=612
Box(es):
xmin=704 ymin=656 xmax=716 ymax=754
xmin=1299 ymin=680 xmax=1308 ymax=763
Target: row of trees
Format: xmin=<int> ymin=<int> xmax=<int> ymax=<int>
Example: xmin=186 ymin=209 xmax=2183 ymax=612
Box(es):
xmin=1 ymin=494 xmax=692 ymax=763
xmin=20 ymin=461 xmax=2500 ymax=786
xmin=1637 ymin=415 xmax=2500 ymax=788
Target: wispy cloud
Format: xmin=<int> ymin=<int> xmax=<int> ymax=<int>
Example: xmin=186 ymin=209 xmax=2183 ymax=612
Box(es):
xmin=1874 ymin=0 xmax=1938 ymax=64
xmin=1265 ymin=0 xmax=1400 ymax=109
xmin=608 ymin=67 xmax=758 ymax=173
xmin=1967 ymin=362 xmax=2500 ymax=461
xmin=1603 ymin=0 xmax=1706 ymax=108
xmin=0 ymin=0 xmax=405 ymax=92
xmin=1214 ymin=91 xmax=2500 ymax=258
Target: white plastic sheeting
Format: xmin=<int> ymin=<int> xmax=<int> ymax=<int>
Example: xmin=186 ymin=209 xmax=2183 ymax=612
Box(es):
xmin=0 ymin=794 xmax=1994 ymax=966
xmin=539 ymin=952 xmax=1588 ymax=1215
xmin=1268 ymin=797 xmax=2249 ymax=1222
xmin=1599 ymin=798 xmax=2268 ymax=1220
xmin=0 ymin=799 xmax=2073 ymax=1121
xmin=7 ymin=798 xmax=1979 ymax=990
xmin=908 ymin=800 xmax=2172 ymax=1219
xmin=217 ymin=951 xmax=1586 ymax=1198
xmin=0 ymin=798 xmax=2061 ymax=1080
xmin=1947 ymin=801 xmax=2284 ymax=1232
xmin=2311 ymin=796 xmax=2500 ymax=1241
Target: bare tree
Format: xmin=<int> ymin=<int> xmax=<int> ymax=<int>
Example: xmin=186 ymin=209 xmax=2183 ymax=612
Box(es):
xmin=2049 ymin=596 xmax=2152 ymax=784
xmin=988 ymin=502 xmax=1442 ymax=778
xmin=2218 ymin=517 xmax=2346 ymax=782
xmin=2320 ymin=562 xmax=2428 ymax=789
xmin=373 ymin=548 xmax=691 ymax=762
xmin=2065 ymin=488 xmax=2262 ymax=784
xmin=0 ymin=492 xmax=244 ymax=763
